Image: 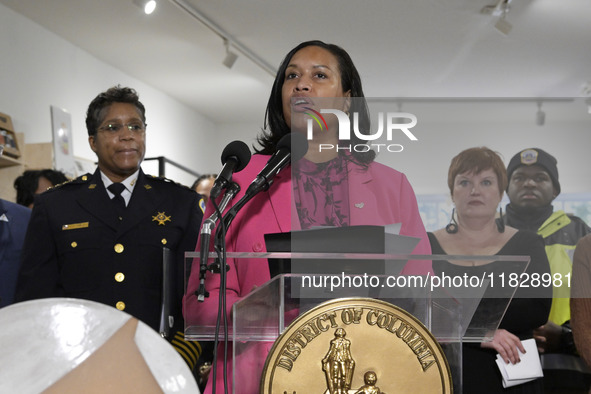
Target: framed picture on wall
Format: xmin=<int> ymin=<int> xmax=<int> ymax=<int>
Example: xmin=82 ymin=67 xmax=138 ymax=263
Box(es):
xmin=50 ymin=105 xmax=76 ymax=178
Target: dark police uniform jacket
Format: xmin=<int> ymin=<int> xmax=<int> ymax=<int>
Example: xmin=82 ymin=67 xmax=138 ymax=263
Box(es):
xmin=15 ymin=169 xmax=203 ymax=334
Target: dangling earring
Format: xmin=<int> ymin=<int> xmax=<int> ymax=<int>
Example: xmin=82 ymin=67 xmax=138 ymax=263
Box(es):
xmin=446 ymin=208 xmax=459 ymax=234
xmin=496 ymin=206 xmax=506 ymax=233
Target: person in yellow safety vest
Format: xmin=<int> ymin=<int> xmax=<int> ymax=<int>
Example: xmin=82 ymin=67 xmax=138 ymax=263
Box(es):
xmin=504 ymin=148 xmax=591 ymax=393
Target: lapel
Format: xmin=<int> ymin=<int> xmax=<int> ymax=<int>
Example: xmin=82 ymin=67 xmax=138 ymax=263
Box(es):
xmin=77 ymin=170 xmax=120 ymax=230
xmin=347 ymin=161 xmax=377 ymax=226
xmin=267 ymin=168 xmax=299 ymax=232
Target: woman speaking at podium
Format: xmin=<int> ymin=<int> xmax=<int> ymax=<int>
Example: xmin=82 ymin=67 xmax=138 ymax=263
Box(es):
xmin=428 ymin=147 xmax=551 ymax=393
xmin=185 ymin=40 xmax=432 ymax=393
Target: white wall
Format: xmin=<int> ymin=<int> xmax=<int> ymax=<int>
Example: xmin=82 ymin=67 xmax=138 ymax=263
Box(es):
xmin=213 ymin=121 xmax=266 ymax=169
xmin=368 ymin=100 xmax=591 ymax=196
xmin=217 ymin=102 xmax=591 ymax=200
xmin=3 ymin=2 xmax=590 ymax=196
xmin=0 ymin=3 xmax=218 ymax=187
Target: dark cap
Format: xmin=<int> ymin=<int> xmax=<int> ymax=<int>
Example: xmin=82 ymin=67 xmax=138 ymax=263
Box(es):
xmin=506 ymin=148 xmax=560 ymax=194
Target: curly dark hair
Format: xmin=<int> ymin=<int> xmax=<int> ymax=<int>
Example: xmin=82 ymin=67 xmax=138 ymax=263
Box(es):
xmin=257 ymin=40 xmax=375 ymax=165
xmin=85 ymin=85 xmax=146 ymax=137
xmin=14 ymin=169 xmax=69 ymax=207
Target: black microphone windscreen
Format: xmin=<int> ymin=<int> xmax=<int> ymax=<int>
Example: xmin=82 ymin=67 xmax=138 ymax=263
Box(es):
xmin=221 ymin=140 xmax=251 ymax=171
xmin=289 ymin=133 xmax=309 ymax=162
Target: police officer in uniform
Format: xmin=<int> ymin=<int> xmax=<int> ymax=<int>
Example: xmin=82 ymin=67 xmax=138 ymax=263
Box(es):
xmin=505 ymin=148 xmax=591 ymax=392
xmin=15 ymin=86 xmax=204 ymax=370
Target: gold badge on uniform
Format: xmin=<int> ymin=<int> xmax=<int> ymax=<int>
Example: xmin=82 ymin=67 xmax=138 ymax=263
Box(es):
xmin=152 ymin=212 xmax=171 ymax=226
xmin=260 ymin=298 xmax=452 ymax=393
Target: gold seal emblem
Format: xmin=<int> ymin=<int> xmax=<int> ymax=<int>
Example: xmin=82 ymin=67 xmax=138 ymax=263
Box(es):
xmin=152 ymin=212 xmax=171 ymax=225
xmin=260 ymin=298 xmax=452 ymax=393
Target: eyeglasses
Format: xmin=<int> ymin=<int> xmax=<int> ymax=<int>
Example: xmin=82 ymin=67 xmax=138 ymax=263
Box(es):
xmin=97 ymin=123 xmax=146 ymax=133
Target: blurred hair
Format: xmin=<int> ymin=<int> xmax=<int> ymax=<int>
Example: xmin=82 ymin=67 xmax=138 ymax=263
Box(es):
xmin=14 ymin=169 xmax=69 ymax=207
xmin=191 ymin=174 xmax=217 ymax=191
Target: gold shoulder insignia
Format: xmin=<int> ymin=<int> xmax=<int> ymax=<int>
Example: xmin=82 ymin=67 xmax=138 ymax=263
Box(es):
xmin=45 ymin=175 xmax=81 ymax=191
xmin=147 ymin=174 xmax=193 ymax=191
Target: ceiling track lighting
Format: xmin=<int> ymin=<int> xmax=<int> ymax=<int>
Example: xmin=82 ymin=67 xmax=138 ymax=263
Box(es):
xmin=481 ymin=0 xmax=513 ymax=36
xmin=222 ymin=39 xmax=238 ymax=69
xmin=133 ymin=0 xmax=157 ymax=15
xmin=169 ymin=0 xmax=276 ymax=76
xmin=536 ymin=101 xmax=545 ymax=126
xmin=367 ymin=98 xmax=591 ymax=124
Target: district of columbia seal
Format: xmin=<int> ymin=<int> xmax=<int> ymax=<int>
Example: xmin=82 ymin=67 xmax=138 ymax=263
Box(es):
xmin=260 ymin=298 xmax=452 ymax=393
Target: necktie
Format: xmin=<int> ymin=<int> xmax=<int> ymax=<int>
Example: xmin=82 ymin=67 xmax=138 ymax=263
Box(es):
xmin=108 ymin=183 xmax=126 ymax=218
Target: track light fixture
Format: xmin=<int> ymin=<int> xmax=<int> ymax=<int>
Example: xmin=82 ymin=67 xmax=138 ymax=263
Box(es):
xmin=170 ymin=0 xmax=275 ymax=76
xmin=222 ymin=40 xmax=238 ymax=69
xmin=481 ymin=0 xmax=512 ymax=35
xmin=133 ymin=0 xmax=157 ymax=15
xmin=495 ymin=15 xmax=512 ymax=36
xmin=536 ymin=102 xmax=545 ymax=126
xmin=495 ymin=0 xmax=512 ymax=35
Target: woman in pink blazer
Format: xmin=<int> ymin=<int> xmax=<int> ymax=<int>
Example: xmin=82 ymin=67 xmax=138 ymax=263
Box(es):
xmin=184 ymin=40 xmax=432 ymax=393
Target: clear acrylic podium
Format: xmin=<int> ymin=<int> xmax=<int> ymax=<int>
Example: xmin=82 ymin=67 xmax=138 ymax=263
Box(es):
xmin=185 ymin=252 xmax=530 ymax=393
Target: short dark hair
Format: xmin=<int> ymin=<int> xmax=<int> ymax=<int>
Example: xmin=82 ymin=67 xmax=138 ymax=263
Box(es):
xmin=447 ymin=147 xmax=507 ymax=196
xmin=257 ymin=40 xmax=375 ymax=165
xmin=14 ymin=169 xmax=69 ymax=206
xmin=85 ymin=85 xmax=146 ymax=137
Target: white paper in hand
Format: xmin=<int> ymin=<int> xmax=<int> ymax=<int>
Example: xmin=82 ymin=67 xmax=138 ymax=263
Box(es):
xmin=495 ymin=338 xmax=543 ymax=388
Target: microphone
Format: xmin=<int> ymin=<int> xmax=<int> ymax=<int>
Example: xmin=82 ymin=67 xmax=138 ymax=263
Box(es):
xmin=196 ymin=140 xmax=250 ymax=302
xmin=209 ymin=141 xmax=251 ymax=200
xmin=243 ymin=133 xmax=308 ymax=199
xmin=215 ymin=133 xmax=308 ymax=242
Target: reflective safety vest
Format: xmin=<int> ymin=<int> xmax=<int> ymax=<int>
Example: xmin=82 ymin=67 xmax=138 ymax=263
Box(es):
xmin=537 ymin=210 xmax=591 ymax=325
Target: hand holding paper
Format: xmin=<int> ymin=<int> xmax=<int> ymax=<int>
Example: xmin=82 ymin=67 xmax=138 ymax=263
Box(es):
xmin=495 ymin=338 xmax=544 ymax=388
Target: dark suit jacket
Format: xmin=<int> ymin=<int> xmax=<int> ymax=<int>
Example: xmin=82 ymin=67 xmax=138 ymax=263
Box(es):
xmin=15 ymin=169 xmax=202 ymax=332
xmin=0 ymin=199 xmax=31 ymax=307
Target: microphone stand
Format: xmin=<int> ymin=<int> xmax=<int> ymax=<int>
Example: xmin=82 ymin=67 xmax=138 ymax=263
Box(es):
xmin=205 ymin=181 xmax=240 ymax=394
xmin=211 ymin=172 xmax=279 ymax=394
xmin=197 ymin=182 xmax=240 ymax=302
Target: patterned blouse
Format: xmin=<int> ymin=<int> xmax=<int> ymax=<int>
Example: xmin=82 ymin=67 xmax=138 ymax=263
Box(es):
xmin=292 ymin=156 xmax=350 ymax=230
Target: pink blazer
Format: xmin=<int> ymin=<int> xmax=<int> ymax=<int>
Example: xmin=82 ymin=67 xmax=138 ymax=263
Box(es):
xmin=184 ymin=154 xmax=432 ymax=393
xmin=185 ymin=154 xmax=431 ymax=325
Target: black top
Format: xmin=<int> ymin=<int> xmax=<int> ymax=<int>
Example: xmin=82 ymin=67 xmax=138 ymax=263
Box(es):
xmin=429 ymin=230 xmax=552 ymax=393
